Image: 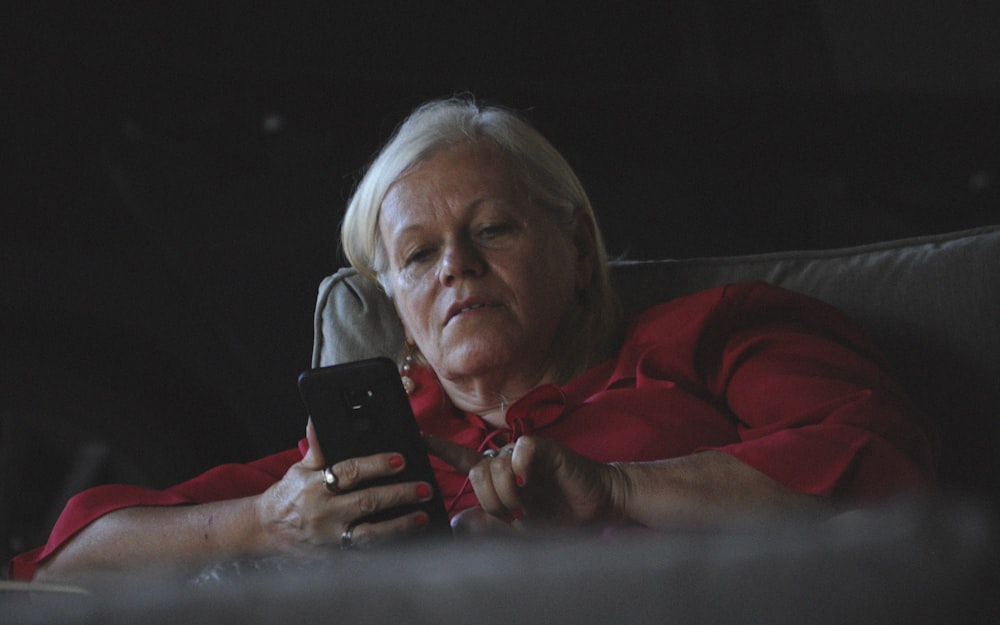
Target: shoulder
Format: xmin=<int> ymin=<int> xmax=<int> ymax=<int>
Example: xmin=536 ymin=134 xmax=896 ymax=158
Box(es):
xmin=626 ymin=281 xmax=797 ymax=334
xmin=634 ymin=280 xmax=852 ymax=323
xmin=626 ymin=281 xmax=872 ymax=352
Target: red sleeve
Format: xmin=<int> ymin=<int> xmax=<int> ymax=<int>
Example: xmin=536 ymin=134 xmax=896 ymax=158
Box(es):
xmin=8 ymin=442 xmax=306 ymax=580
xmin=694 ymin=283 xmax=938 ymax=503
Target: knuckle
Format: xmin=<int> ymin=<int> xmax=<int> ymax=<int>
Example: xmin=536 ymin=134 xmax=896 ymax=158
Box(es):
xmin=340 ymin=459 xmax=363 ymax=484
xmin=515 ymin=435 xmax=537 ymax=454
xmin=354 ymin=490 xmax=379 ymax=515
xmin=349 ymin=524 xmax=371 ymax=549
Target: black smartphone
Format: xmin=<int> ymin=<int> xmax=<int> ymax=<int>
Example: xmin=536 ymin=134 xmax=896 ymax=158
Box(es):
xmin=297 ymin=357 xmax=450 ymax=537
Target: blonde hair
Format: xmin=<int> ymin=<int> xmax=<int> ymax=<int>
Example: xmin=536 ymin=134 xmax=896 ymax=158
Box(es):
xmin=340 ymin=96 xmax=622 ymax=378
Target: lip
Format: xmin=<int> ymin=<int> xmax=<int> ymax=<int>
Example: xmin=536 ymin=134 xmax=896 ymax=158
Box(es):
xmin=445 ymin=297 xmax=500 ymax=326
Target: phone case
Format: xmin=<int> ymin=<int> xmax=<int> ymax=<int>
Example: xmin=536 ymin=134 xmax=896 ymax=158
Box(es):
xmin=297 ymin=357 xmax=451 ymax=536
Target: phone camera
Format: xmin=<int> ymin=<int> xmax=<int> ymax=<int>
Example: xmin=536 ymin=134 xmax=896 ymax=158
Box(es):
xmin=345 ymin=388 xmax=375 ymax=410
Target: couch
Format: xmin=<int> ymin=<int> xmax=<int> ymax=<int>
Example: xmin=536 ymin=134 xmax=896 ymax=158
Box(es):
xmin=4 ymin=225 xmax=998 ymax=623
xmin=314 ymin=224 xmax=1000 ymax=500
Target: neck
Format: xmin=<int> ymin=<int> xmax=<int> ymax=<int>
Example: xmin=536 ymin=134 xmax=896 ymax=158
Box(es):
xmin=439 ymin=370 xmax=549 ymax=429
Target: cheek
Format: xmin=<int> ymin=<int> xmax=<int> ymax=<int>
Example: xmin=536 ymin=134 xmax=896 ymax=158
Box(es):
xmin=532 ymin=246 xmax=579 ymax=318
xmin=533 ymin=241 xmax=577 ymax=292
xmin=390 ymin=279 xmax=434 ymax=338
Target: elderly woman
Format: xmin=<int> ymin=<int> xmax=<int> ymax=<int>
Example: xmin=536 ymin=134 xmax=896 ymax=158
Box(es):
xmin=11 ymin=98 xmax=935 ymax=581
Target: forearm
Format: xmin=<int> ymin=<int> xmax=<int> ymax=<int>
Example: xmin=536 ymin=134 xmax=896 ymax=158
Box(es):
xmin=33 ymin=496 xmax=268 ymax=582
xmin=611 ymin=451 xmax=833 ymax=529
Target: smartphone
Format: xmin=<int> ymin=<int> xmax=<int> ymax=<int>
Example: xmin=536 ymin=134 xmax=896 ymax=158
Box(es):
xmin=297 ymin=357 xmax=451 ymax=537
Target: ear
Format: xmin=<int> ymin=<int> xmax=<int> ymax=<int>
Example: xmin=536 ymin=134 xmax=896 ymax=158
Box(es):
xmin=571 ymin=214 xmax=596 ymax=292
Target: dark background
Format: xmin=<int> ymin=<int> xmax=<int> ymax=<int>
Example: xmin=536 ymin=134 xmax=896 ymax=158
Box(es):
xmin=3 ymin=2 xmax=999 ymax=564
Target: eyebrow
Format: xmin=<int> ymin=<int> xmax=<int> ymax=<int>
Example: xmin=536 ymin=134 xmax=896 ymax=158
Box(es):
xmin=389 ymin=195 xmax=513 ymax=238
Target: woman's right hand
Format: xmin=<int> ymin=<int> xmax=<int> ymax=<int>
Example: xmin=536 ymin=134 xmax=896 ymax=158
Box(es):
xmin=253 ymin=420 xmax=435 ymax=554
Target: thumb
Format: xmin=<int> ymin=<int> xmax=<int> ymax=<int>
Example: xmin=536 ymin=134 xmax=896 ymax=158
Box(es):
xmin=510 ymin=435 xmax=575 ymax=488
xmin=301 ymin=418 xmax=326 ymax=469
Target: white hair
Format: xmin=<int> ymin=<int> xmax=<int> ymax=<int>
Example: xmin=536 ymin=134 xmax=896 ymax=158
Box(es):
xmin=340 ymin=96 xmax=622 ymax=378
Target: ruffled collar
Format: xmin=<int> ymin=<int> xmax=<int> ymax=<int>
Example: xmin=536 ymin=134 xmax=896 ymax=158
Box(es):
xmin=408 ymin=364 xmax=571 ymax=441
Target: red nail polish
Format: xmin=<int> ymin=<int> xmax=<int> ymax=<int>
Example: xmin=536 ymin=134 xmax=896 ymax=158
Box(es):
xmin=389 ymin=454 xmax=404 ymax=469
xmin=511 ymin=509 xmax=525 ymax=520
xmin=414 ymin=513 xmax=429 ymax=528
xmin=516 ymin=475 xmax=525 ymax=487
xmin=416 ymin=483 xmax=431 ymax=499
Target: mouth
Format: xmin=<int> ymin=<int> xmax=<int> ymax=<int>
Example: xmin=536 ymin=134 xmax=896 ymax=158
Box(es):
xmin=446 ymin=299 xmax=498 ymax=325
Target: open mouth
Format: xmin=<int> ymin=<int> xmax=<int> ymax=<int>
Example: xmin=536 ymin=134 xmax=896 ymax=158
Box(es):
xmin=446 ymin=300 xmax=497 ymax=325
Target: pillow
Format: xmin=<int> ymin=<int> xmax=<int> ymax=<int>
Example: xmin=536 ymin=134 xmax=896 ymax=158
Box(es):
xmin=312 ymin=225 xmax=1000 ymax=496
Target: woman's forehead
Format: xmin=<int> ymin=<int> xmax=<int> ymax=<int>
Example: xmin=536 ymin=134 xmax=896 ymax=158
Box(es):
xmin=381 ymin=147 xmax=521 ymax=223
xmin=399 ymin=142 xmax=512 ymax=187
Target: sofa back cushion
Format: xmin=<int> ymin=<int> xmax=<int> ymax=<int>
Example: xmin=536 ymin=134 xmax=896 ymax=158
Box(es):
xmin=312 ymin=225 xmax=1000 ymax=498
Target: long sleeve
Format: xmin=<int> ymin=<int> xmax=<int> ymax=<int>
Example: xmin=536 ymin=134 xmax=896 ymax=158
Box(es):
xmin=690 ymin=282 xmax=937 ymax=501
xmin=8 ymin=443 xmax=305 ymax=580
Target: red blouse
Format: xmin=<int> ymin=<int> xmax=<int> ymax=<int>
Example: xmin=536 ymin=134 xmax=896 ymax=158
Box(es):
xmin=8 ymin=282 xmax=936 ymax=580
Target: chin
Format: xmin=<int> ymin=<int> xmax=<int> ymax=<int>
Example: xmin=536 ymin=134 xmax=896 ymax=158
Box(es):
xmin=438 ymin=343 xmax=517 ymax=378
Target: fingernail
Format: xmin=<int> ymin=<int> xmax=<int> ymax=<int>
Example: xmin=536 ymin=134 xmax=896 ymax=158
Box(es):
xmin=416 ymin=483 xmax=432 ymax=499
xmin=515 ymin=475 xmax=525 ymax=487
xmin=511 ymin=509 xmax=525 ymax=520
xmin=414 ymin=513 xmax=429 ymax=528
xmin=389 ymin=454 xmax=404 ymax=469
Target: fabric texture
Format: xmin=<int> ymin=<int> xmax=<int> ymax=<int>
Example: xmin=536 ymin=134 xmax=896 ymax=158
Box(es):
xmin=10 ymin=283 xmax=935 ymax=580
xmin=8 ymin=444 xmax=307 ymax=581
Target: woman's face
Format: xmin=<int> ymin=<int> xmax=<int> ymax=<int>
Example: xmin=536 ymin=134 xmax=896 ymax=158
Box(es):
xmin=379 ymin=142 xmax=591 ymax=387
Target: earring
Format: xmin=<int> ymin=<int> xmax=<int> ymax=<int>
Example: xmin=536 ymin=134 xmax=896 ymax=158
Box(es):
xmin=400 ymin=352 xmax=418 ymax=395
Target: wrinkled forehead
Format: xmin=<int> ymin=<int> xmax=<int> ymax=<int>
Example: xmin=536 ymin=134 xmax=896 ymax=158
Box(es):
xmin=379 ymin=142 xmax=526 ymax=224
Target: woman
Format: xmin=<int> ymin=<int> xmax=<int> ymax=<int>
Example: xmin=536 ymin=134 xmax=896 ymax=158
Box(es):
xmin=11 ymin=97 xmax=935 ymax=581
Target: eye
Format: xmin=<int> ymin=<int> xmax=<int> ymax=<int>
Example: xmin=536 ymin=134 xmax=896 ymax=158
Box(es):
xmin=403 ymin=246 xmax=435 ymax=266
xmin=476 ymin=222 xmax=514 ymax=240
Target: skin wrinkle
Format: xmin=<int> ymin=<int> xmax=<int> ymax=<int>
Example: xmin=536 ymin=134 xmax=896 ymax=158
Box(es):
xmin=379 ymin=142 xmax=589 ymax=427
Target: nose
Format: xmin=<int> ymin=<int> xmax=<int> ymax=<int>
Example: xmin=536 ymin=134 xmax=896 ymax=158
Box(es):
xmin=439 ymin=237 xmax=485 ymax=285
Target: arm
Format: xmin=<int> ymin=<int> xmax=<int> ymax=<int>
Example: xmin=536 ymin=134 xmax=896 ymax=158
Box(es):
xmin=32 ymin=422 xmax=435 ymax=582
xmin=427 ymin=283 xmax=934 ymax=531
xmin=34 ymin=496 xmax=265 ymax=582
xmin=428 ymin=435 xmax=830 ymax=532
xmin=608 ymin=450 xmax=833 ymax=528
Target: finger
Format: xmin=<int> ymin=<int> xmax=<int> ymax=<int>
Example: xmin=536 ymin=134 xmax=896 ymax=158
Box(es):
xmin=336 ymin=480 xmax=434 ymax=521
xmin=509 ymin=435 xmax=541 ymax=487
xmin=423 ymin=433 xmax=483 ymax=474
xmin=301 ymin=419 xmax=326 ymax=470
xmin=329 ymin=452 xmax=407 ymax=491
xmin=488 ymin=452 xmax=525 ymax=519
xmin=344 ymin=510 xmax=432 ymax=549
xmin=332 ymin=480 xmax=435 ymax=548
xmin=468 ymin=457 xmax=507 ymax=516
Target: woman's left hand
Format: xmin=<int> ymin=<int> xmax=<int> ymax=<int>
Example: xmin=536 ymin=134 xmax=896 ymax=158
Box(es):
xmin=425 ymin=434 xmax=626 ymax=532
